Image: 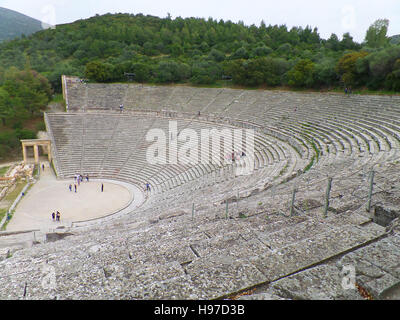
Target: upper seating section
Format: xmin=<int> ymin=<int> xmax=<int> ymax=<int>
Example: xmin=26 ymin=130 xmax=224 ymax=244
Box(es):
xmin=59 ymin=78 xmax=400 ymax=202
xmin=46 ymin=113 xmax=290 ymax=196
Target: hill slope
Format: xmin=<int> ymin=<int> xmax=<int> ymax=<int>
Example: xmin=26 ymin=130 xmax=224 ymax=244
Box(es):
xmin=390 ymin=34 xmax=400 ymax=45
xmin=0 ymin=12 xmax=398 ymax=93
xmin=0 ymin=7 xmax=43 ymax=42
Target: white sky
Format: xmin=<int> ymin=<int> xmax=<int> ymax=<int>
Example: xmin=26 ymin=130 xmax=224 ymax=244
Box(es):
xmin=1 ymin=0 xmax=399 ymax=42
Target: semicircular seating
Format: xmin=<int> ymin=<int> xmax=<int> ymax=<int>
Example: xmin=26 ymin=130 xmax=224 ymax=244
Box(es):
xmin=2 ymin=77 xmax=400 ymax=300
xmin=55 ymin=79 xmax=400 ymax=208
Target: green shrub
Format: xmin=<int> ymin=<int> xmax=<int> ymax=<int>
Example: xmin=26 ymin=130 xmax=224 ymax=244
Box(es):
xmin=36 ymin=121 xmax=46 ymax=131
xmin=15 ymin=128 xmax=36 ymax=140
xmin=0 ymin=131 xmax=19 ymax=147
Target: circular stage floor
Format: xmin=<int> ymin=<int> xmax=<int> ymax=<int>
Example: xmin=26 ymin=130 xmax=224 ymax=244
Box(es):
xmin=6 ymin=165 xmax=136 ymax=232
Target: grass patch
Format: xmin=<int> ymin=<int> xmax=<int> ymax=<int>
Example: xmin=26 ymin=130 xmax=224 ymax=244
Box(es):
xmin=0 ymin=166 xmax=10 ymax=176
xmin=239 ymin=212 xmax=248 ymax=219
xmin=1 ymin=211 xmax=13 ymax=230
xmin=3 ymin=180 xmax=27 ymax=203
xmin=304 ymin=156 xmax=316 ymax=173
xmin=0 ymin=208 xmax=7 ymax=222
xmin=33 ymin=165 xmax=40 ymax=178
xmin=50 ymin=160 xmax=57 ymax=176
xmin=310 ymin=140 xmax=320 ymax=161
xmin=51 ymin=93 xmax=66 ymax=103
xmin=0 ymin=179 xmax=28 ymax=230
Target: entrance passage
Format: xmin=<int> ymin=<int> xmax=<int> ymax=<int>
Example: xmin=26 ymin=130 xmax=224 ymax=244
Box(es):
xmin=21 ymin=139 xmax=52 ymax=164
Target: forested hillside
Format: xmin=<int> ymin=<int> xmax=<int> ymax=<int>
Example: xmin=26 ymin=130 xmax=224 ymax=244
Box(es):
xmin=390 ymin=35 xmax=400 ymax=45
xmin=0 ymin=12 xmax=399 ymax=161
xmin=0 ymin=7 xmax=43 ymax=42
xmin=0 ymin=13 xmax=399 ymax=93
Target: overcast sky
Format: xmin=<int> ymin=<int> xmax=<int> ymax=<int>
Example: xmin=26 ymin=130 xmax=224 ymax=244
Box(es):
xmin=1 ymin=0 xmax=399 ymax=42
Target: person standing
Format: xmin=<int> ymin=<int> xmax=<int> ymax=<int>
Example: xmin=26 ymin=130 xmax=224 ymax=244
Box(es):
xmin=74 ymin=184 xmax=77 ymax=193
xmin=69 ymin=184 xmax=72 ymax=192
xmin=52 ymin=212 xmax=55 ymax=221
xmin=101 ymin=183 xmax=104 ymax=192
xmin=56 ymin=212 xmax=60 ymax=222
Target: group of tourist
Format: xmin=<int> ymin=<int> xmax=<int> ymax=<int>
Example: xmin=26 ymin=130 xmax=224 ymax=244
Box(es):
xmin=345 ymin=87 xmax=353 ymax=95
xmin=51 ymin=211 xmax=61 ymax=222
xmin=227 ymin=151 xmax=247 ymax=162
xmin=69 ymin=174 xmax=90 ymax=193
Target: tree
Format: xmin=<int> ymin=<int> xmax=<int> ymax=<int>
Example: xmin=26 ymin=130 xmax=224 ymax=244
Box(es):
xmin=385 ymin=59 xmax=400 ymax=91
xmin=230 ymin=47 xmax=249 ymax=60
xmin=0 ymin=66 xmax=4 ymax=85
xmin=223 ymin=57 xmax=288 ymax=87
xmin=325 ymin=33 xmax=340 ymax=51
xmin=259 ymin=57 xmax=289 ymax=86
xmin=131 ymin=63 xmax=152 ymax=83
xmin=314 ymin=58 xmax=339 ymax=87
xmin=3 ymin=68 xmax=52 ymax=116
xmin=46 ymin=62 xmax=78 ymax=93
xmin=85 ymin=61 xmax=115 ymax=82
xmin=340 ymin=32 xmax=359 ymax=50
xmin=277 ymin=43 xmax=292 ymax=55
xmin=190 ymin=60 xmax=222 ymax=84
xmin=362 ymin=46 xmax=400 ymax=89
xmin=208 ymin=48 xmax=225 ymax=62
xmin=156 ymin=61 xmax=190 ymax=83
xmin=336 ymin=51 xmax=369 ymax=87
xmin=0 ymin=12 xmax=397 ymax=92
xmin=365 ymin=19 xmax=389 ymax=48
xmin=252 ymin=45 xmax=273 ymax=57
xmin=287 ymin=59 xmax=315 ymax=88
xmin=0 ymin=87 xmax=13 ymax=125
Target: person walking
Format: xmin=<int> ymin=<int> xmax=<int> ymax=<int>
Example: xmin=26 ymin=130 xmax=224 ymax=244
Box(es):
xmin=101 ymin=183 xmax=104 ymax=192
xmin=52 ymin=212 xmax=55 ymax=221
xmin=69 ymin=184 xmax=72 ymax=192
xmin=74 ymin=184 xmax=77 ymax=193
xmin=56 ymin=211 xmax=60 ymax=222
xmin=86 ymin=174 xmax=89 ymax=182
